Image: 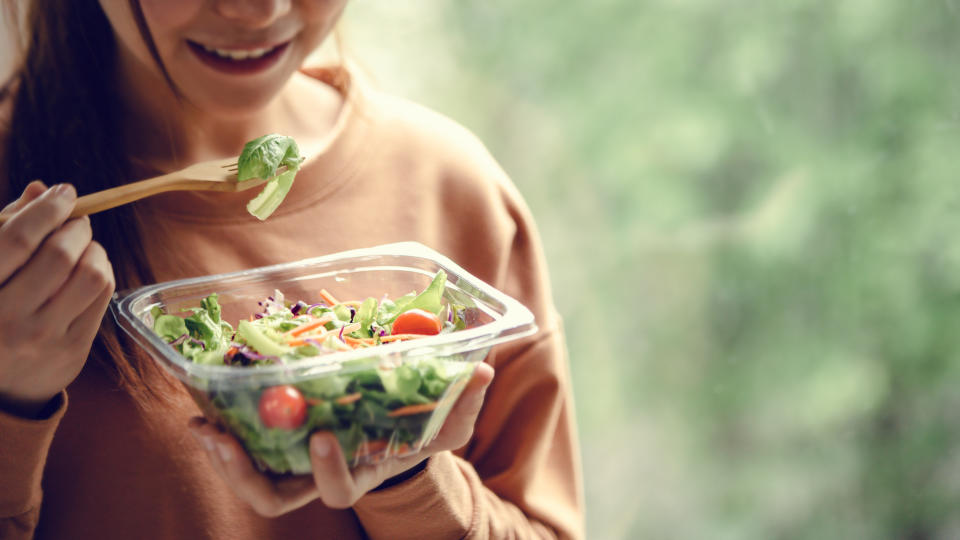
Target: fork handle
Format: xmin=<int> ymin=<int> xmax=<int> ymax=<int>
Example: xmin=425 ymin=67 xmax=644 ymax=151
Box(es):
xmin=69 ymin=173 xmax=210 ymax=217
xmin=0 ymin=173 xmax=209 ymax=224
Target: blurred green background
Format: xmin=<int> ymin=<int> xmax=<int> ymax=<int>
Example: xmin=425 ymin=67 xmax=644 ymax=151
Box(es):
xmin=340 ymin=1 xmax=960 ymax=538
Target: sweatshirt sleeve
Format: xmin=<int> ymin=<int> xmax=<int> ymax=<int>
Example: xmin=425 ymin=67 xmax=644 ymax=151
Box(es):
xmin=353 ymin=172 xmax=585 ymax=539
xmin=0 ymin=391 xmax=67 ymax=539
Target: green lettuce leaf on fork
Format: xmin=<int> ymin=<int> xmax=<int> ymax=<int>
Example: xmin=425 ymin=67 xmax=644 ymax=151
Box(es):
xmin=237 ymin=134 xmax=305 ymax=220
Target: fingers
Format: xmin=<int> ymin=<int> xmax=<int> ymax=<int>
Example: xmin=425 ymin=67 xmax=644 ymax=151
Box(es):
xmin=307 ymin=432 xmax=428 ymax=509
xmin=3 ymin=216 xmax=94 ymax=314
xmin=0 ymin=181 xmax=47 ymax=216
xmin=469 ymin=361 xmax=496 ymax=389
xmin=0 ymin=184 xmax=77 ymax=285
xmin=190 ymin=419 xmax=283 ymax=510
xmin=307 ymin=432 xmax=362 ymax=508
xmin=63 ymin=271 xmax=115 ymax=346
xmin=307 ymin=364 xmax=495 ymax=507
xmin=426 ymin=362 xmax=495 ymax=452
xmin=44 ymin=241 xmax=115 ymax=335
xmin=188 ymin=417 xmax=319 ymax=517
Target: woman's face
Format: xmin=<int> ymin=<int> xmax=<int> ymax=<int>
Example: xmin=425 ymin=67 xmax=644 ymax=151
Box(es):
xmin=99 ymin=0 xmax=347 ymax=116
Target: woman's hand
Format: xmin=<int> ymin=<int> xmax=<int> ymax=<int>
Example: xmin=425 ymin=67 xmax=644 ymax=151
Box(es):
xmin=0 ymin=181 xmax=116 ymax=418
xmin=188 ymin=362 xmax=495 ymax=516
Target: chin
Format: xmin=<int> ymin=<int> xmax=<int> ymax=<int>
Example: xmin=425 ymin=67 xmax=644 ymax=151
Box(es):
xmin=183 ymin=80 xmax=289 ymax=118
xmin=168 ymin=43 xmax=303 ymax=118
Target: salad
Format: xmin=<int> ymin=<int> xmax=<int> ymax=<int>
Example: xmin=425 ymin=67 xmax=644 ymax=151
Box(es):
xmin=151 ymin=270 xmax=478 ymax=474
xmin=237 ymin=133 xmax=304 ymax=220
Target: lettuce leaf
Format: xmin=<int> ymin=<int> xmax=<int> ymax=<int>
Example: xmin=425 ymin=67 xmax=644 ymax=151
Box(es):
xmin=237 ymin=319 xmax=293 ymax=357
xmin=246 ymin=169 xmax=297 ymax=221
xmin=237 ymin=134 xmax=303 ymax=181
xmin=154 ymin=314 xmax=187 ymax=341
xmin=379 ymin=270 xmax=447 ymax=324
xmin=237 ymin=134 xmax=304 ymax=220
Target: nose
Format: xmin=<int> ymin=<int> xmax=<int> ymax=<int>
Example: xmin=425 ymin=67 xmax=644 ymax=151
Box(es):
xmin=214 ymin=0 xmax=292 ymax=27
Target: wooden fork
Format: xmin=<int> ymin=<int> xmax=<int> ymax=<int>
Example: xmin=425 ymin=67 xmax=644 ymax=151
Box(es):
xmin=0 ymin=157 xmax=276 ymax=224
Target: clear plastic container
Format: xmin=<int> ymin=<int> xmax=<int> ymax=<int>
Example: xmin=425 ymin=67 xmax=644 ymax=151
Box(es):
xmin=110 ymin=242 xmax=536 ymax=475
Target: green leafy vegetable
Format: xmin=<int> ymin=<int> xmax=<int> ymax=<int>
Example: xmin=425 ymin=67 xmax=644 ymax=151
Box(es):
xmin=237 ymin=134 xmax=303 ymax=181
xmin=154 ymin=314 xmax=187 ymax=341
xmin=246 ymin=169 xmax=297 ymax=221
xmin=201 ymin=294 xmax=222 ymax=323
xmin=150 ymin=270 xmax=476 ymax=474
xmin=355 ymin=297 xmax=378 ymax=337
xmin=380 ymin=270 xmax=447 ymax=324
xmin=237 ymin=134 xmax=305 ymax=220
xmin=237 ymin=319 xmax=293 ymax=357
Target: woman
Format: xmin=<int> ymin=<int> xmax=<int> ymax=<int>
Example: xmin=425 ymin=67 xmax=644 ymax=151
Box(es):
xmin=0 ymin=1 xmax=583 ymax=538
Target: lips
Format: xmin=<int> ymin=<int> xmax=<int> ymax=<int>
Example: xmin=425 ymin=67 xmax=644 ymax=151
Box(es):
xmin=186 ymin=40 xmax=291 ymax=75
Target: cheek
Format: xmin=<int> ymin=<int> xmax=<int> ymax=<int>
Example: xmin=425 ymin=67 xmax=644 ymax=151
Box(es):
xmin=139 ymin=0 xmax=204 ymax=44
xmin=99 ymin=0 xmax=202 ymax=67
xmin=298 ymin=0 xmax=349 ymax=48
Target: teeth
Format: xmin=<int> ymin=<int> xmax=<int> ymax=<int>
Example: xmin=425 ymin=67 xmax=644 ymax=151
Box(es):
xmin=201 ymin=44 xmax=276 ymax=60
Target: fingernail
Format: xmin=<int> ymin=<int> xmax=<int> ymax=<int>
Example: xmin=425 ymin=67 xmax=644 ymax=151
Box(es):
xmin=52 ymin=184 xmax=75 ymax=200
xmin=202 ymin=436 xmax=215 ymax=452
xmin=312 ymin=437 xmax=330 ymax=458
xmin=217 ymin=443 xmax=232 ymax=463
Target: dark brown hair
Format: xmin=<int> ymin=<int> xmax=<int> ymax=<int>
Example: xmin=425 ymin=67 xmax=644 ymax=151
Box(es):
xmin=3 ymin=0 xmax=177 ymax=403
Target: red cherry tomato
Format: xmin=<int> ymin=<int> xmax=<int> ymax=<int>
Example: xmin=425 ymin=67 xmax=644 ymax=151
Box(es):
xmin=258 ymin=385 xmax=307 ymax=430
xmin=392 ymin=308 xmax=442 ymax=336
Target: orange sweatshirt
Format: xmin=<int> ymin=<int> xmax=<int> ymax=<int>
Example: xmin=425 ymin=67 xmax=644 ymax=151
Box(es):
xmin=0 ymin=66 xmax=584 ymax=539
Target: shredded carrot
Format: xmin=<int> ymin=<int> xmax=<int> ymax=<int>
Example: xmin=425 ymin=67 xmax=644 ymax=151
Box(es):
xmin=335 ymin=392 xmax=362 ymax=405
xmin=387 ymin=401 xmax=439 ymax=417
xmin=344 ymin=336 xmax=375 ymax=347
xmin=284 ymin=314 xmax=333 ymax=337
xmin=319 ymin=288 xmax=339 ymax=306
xmin=380 ymin=333 xmax=430 ymax=343
xmin=248 ymin=315 xmax=255 ymax=322
xmin=306 ymin=397 xmax=324 ymax=406
xmin=286 ymin=321 xmax=359 ymax=346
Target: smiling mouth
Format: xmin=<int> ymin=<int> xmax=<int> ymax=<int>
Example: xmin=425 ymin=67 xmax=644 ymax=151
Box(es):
xmin=201 ymin=42 xmax=281 ymax=60
xmin=187 ymin=40 xmax=291 ymax=75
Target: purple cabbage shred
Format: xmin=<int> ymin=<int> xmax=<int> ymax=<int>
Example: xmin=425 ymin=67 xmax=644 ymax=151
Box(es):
xmin=237 ymin=345 xmax=282 ymax=364
xmin=291 ymin=300 xmax=310 ymax=316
